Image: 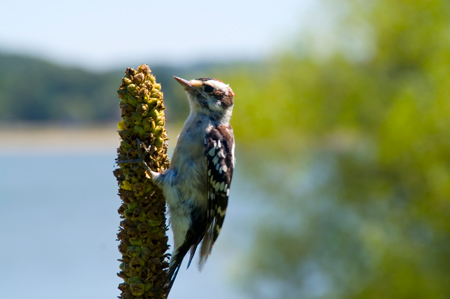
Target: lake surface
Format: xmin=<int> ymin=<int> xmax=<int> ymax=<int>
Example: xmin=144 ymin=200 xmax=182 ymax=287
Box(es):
xmin=0 ymin=151 xmax=252 ymax=299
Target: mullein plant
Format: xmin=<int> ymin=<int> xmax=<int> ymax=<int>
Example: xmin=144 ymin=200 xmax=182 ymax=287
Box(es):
xmin=113 ymin=64 xmax=170 ymax=299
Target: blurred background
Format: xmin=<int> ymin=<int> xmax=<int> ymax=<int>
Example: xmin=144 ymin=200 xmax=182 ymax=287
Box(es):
xmin=1 ymin=0 xmax=450 ymax=298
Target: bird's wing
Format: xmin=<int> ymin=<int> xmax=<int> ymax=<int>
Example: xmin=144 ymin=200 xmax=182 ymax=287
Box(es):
xmin=199 ymin=125 xmax=235 ymax=270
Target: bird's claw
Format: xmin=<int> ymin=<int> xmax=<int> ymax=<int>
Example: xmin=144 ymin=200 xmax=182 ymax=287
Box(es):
xmin=117 ymin=138 xmax=153 ymax=176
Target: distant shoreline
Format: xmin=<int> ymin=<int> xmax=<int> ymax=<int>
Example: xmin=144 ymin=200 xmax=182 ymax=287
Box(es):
xmin=0 ymin=123 xmax=177 ymax=155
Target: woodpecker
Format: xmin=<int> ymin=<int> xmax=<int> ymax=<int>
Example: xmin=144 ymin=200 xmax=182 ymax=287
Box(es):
xmin=148 ymin=76 xmax=235 ymax=294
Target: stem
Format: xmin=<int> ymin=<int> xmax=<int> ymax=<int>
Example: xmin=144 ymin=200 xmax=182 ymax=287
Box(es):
xmin=113 ymin=65 xmax=170 ymax=299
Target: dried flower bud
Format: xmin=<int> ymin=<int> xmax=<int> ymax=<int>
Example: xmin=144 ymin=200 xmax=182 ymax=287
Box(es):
xmin=133 ymin=73 xmax=145 ymax=85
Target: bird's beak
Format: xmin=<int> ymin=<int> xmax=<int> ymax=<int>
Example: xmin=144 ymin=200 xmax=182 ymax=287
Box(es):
xmin=173 ymin=76 xmax=193 ymax=91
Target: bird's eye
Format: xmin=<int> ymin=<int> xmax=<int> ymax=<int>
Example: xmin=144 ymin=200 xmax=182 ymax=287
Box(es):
xmin=204 ymin=85 xmax=214 ymax=93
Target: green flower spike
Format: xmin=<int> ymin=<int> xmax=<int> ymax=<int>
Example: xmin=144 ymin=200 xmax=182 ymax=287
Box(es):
xmin=113 ymin=64 xmax=170 ymax=299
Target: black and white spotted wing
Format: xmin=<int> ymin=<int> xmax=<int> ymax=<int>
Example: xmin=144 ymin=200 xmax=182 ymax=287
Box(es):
xmin=199 ymin=125 xmax=234 ymax=269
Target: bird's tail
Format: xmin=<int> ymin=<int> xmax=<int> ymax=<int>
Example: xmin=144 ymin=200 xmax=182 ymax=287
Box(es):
xmin=162 ymin=242 xmax=191 ymax=296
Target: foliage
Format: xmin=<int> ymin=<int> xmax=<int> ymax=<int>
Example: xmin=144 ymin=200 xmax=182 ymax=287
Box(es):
xmin=0 ymin=54 xmax=202 ymax=124
xmin=0 ymin=54 xmax=119 ymax=122
xmin=220 ymin=0 xmax=450 ymax=298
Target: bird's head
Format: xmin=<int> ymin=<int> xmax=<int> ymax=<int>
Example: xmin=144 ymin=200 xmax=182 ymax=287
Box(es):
xmin=174 ymin=76 xmax=235 ymax=122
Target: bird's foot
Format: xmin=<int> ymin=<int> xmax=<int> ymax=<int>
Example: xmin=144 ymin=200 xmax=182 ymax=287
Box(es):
xmin=117 ymin=138 xmax=153 ymax=177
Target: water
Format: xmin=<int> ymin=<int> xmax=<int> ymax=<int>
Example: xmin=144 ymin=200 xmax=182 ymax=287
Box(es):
xmin=0 ymin=152 xmax=250 ymax=299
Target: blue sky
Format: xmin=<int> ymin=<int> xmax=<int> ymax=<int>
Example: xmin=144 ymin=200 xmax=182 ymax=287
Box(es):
xmin=1 ymin=0 xmax=317 ymax=70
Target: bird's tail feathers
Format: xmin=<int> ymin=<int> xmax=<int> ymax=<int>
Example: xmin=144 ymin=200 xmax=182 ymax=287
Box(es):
xmin=198 ymin=223 xmax=214 ymax=271
xmin=186 ymin=244 xmax=199 ymax=269
xmin=163 ymin=243 xmax=190 ymax=296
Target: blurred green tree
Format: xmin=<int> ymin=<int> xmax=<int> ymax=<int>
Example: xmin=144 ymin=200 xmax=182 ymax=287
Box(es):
xmin=222 ymin=0 xmax=450 ymax=298
xmin=0 ymin=55 xmax=206 ymax=125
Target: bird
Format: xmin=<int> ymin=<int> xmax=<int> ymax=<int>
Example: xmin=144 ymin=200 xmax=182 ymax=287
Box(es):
xmin=148 ymin=76 xmax=236 ymax=295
